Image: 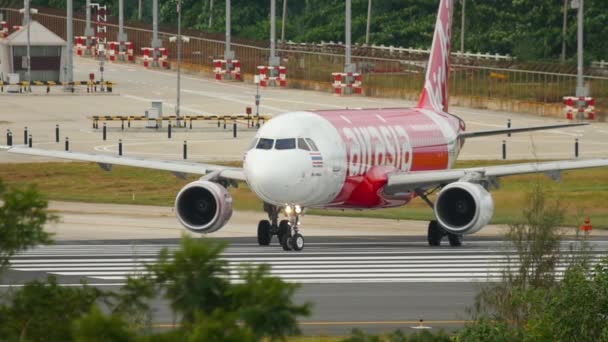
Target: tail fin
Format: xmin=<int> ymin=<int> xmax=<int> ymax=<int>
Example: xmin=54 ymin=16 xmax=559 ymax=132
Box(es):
xmin=417 ymin=0 xmax=454 ymax=113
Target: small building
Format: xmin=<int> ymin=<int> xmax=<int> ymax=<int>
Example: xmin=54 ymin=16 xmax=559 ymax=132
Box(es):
xmin=0 ymin=20 xmax=67 ymax=82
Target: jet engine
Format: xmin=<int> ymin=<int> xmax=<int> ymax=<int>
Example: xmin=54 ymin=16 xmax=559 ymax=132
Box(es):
xmin=175 ymin=180 xmax=233 ymax=233
xmin=434 ymin=182 xmax=494 ymax=235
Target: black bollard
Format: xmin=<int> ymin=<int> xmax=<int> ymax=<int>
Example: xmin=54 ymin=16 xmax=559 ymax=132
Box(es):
xmin=121 ymin=120 xmax=124 ymax=130
xmin=575 ymin=138 xmax=579 ymax=158
xmin=223 ymin=120 xmax=227 ymax=129
xmin=28 ymin=134 xmax=32 ymax=148
xmin=128 ymin=120 xmax=131 ymax=128
xmin=6 ymin=129 xmax=10 ymax=145
xmin=103 ymin=123 xmax=107 ymax=140
xmin=507 ymin=119 xmax=511 ymax=137
xmin=189 ymin=119 xmax=192 ymax=129
xmin=217 ymin=120 xmax=220 ymax=128
xmin=119 ymin=139 xmax=123 ymax=156
xmin=7 ymin=131 xmax=12 ymax=146
xmin=24 ymin=126 xmax=28 ymax=145
xmin=55 ymin=124 xmax=59 ymax=143
xmin=233 ymin=121 xmax=237 ymax=138
xmin=502 ymin=140 xmax=506 ymax=160
xmin=183 ymin=140 xmax=187 ymax=160
xmin=168 ymin=121 xmax=172 ymax=139
xmin=65 ymin=137 xmax=69 ymax=151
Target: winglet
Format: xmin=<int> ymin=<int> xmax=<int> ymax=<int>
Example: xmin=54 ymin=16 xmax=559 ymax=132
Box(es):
xmin=417 ymin=0 xmax=454 ymax=113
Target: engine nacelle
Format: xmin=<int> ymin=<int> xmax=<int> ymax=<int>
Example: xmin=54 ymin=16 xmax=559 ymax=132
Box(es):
xmin=175 ymin=180 xmax=233 ymax=233
xmin=434 ymin=182 xmax=494 ymax=235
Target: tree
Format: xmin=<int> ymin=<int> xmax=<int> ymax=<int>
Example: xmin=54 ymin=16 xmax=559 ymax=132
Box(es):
xmin=143 ymin=236 xmax=232 ymax=324
xmin=0 ymin=179 xmax=54 ymax=271
xmin=469 ymin=184 xmax=565 ymax=327
xmin=0 ymin=276 xmax=105 ymax=341
xmin=134 ymin=235 xmax=310 ymax=340
xmin=72 ymin=305 xmax=136 ymax=342
xmin=230 ymin=263 xmax=311 ymax=340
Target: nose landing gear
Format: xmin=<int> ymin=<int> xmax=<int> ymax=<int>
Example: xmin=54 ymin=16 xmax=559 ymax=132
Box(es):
xmin=257 ymin=203 xmax=305 ymax=251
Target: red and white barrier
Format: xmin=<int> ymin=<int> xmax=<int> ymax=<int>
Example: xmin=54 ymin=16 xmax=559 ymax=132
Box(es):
xmin=75 ymin=36 xmax=98 ymax=56
xmin=142 ymin=47 xmax=168 ymax=68
xmin=12 ymin=25 xmax=22 ymax=32
xmin=257 ymin=66 xmax=287 ymax=87
xmin=213 ymin=59 xmax=241 ymax=81
xmin=564 ymin=96 xmax=595 ymax=120
xmin=332 ymin=72 xmax=363 ymax=95
xmin=0 ymin=21 xmax=8 ymax=38
xmin=107 ymin=41 xmax=134 ymax=62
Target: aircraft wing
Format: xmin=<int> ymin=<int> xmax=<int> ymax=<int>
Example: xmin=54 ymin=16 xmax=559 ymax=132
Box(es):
xmin=2 ymin=146 xmax=246 ymax=182
xmin=384 ymin=159 xmax=608 ymax=195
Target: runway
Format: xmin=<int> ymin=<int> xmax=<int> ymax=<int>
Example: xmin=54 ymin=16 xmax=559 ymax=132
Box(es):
xmin=2 ymin=236 xmax=606 ymax=335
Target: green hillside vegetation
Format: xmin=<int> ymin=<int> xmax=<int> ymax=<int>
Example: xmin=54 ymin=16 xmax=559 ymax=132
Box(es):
xmin=29 ymin=0 xmax=608 ymax=62
xmin=0 ymin=161 xmax=606 ymax=228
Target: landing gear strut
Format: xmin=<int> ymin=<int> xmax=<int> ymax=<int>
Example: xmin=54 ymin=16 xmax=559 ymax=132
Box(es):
xmin=427 ymin=220 xmax=463 ymax=247
xmin=258 ymin=203 xmax=305 ymax=251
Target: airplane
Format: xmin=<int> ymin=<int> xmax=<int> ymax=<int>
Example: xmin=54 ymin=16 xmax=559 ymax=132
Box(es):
xmin=3 ymin=0 xmax=607 ymax=252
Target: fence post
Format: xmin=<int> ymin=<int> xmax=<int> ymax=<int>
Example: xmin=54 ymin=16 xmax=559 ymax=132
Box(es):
xmin=119 ymin=139 xmax=123 ymax=156
xmin=24 ymin=126 xmax=28 ymax=145
xmin=28 ymin=134 xmax=32 ymax=148
xmin=575 ymin=138 xmax=579 ymax=158
xmin=233 ymin=120 xmax=237 ymax=138
xmin=183 ymin=140 xmax=187 ymax=160
xmin=65 ymin=137 xmax=70 ymax=151
xmin=103 ymin=123 xmax=107 ymax=140
xmin=502 ymin=140 xmax=506 ymax=160
xmin=168 ymin=121 xmax=172 ymax=138
xmin=55 ymin=124 xmax=60 ymax=143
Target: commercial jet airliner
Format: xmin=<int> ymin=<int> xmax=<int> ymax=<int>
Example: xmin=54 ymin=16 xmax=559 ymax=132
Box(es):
xmin=3 ymin=0 xmax=608 ymax=251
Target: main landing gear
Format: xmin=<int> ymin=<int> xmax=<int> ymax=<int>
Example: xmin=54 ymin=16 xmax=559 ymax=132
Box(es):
xmin=427 ymin=220 xmax=463 ymax=247
xmin=257 ymin=203 xmax=305 ymax=251
xmin=415 ymin=189 xmax=463 ymax=247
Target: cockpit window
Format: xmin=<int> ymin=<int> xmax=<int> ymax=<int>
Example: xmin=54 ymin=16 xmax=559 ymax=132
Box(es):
xmin=305 ymin=138 xmax=319 ymax=151
xmin=256 ymin=138 xmax=274 ymax=150
xmin=275 ymin=138 xmax=296 ymax=150
xmin=297 ymin=138 xmax=310 ymax=151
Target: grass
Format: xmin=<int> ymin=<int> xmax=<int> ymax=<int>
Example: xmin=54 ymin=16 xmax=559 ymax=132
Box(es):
xmin=0 ymin=161 xmax=607 ymax=228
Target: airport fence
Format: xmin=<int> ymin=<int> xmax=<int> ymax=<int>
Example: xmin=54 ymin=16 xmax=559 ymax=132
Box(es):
xmin=2 ymin=7 xmax=606 ymax=118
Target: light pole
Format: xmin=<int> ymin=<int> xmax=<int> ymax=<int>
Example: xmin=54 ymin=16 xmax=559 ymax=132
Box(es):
xmin=20 ymin=2 xmax=37 ymax=91
xmin=460 ymin=0 xmax=465 ymax=54
xmin=365 ymin=0 xmax=371 ymax=45
xmin=170 ymin=1 xmax=189 ymax=127
xmin=281 ymin=0 xmax=287 ymax=43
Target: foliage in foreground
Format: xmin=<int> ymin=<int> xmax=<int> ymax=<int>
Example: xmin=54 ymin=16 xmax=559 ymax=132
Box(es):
xmin=0 ymin=179 xmax=54 ymax=270
xmin=0 ymin=236 xmax=311 ymax=342
xmin=456 ymin=184 xmax=608 ymax=342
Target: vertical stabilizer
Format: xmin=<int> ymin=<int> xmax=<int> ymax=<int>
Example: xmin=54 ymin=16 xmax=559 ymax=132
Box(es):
xmin=417 ymin=0 xmax=454 ymax=112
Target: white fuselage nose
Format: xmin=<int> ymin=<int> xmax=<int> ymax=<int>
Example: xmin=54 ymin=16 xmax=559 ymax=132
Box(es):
xmin=242 ymin=112 xmax=347 ymax=208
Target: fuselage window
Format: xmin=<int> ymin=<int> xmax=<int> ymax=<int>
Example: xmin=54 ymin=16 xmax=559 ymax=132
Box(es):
xmin=275 ymin=138 xmax=296 ymax=150
xmin=297 ymin=138 xmax=311 ymax=151
xmin=256 ymin=138 xmax=274 ymax=150
xmin=305 ymin=138 xmax=319 ymax=151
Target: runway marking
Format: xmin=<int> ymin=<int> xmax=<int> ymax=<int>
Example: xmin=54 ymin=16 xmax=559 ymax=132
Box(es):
xmin=4 ymin=242 xmax=604 ymax=285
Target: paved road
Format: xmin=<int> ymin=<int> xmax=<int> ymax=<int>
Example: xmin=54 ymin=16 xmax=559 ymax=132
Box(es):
xmin=3 ymin=236 xmax=606 ymax=335
xmin=2 ymin=57 xmax=607 ymax=164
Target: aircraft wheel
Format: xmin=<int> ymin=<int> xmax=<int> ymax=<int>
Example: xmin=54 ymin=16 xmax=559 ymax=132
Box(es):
xmin=278 ymin=220 xmax=290 ymax=241
xmin=257 ymin=220 xmax=272 ymax=246
xmin=280 ymin=234 xmax=292 ymax=251
xmin=290 ymin=233 xmax=304 ymax=251
xmin=448 ymin=233 xmax=463 ymax=247
xmin=427 ymin=220 xmax=443 ymax=247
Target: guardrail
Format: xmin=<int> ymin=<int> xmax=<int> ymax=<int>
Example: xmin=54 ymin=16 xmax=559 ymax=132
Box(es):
xmin=0 ymin=80 xmax=115 ymax=93
xmin=592 ymin=60 xmax=608 ymax=69
xmin=281 ymin=40 xmax=514 ymax=62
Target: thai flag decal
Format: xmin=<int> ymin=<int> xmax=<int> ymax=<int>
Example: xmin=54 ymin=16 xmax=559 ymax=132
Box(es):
xmin=310 ymin=152 xmax=323 ymax=168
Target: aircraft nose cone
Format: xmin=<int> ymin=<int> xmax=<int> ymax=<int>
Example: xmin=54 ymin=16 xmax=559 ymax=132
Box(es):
xmin=244 ymin=150 xmax=310 ymax=205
